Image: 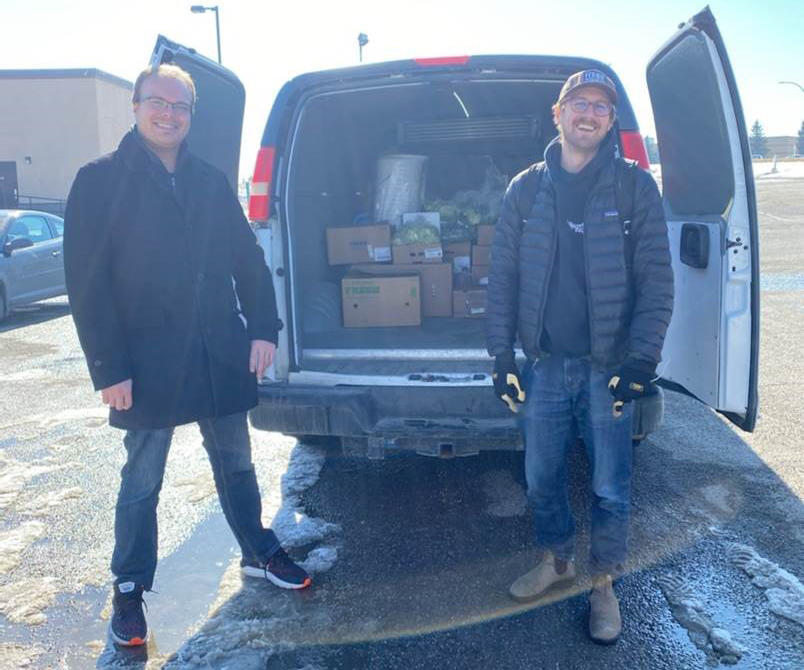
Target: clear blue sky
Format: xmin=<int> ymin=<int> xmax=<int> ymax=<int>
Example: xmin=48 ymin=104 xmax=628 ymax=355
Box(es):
xmin=4 ymin=0 xmax=803 ymax=177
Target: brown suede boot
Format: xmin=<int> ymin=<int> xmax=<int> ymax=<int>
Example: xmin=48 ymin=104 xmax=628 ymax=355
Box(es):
xmin=509 ymin=551 xmax=576 ymax=602
xmin=588 ymin=574 xmax=622 ymax=644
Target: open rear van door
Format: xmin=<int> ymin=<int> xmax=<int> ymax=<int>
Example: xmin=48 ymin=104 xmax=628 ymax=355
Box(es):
xmin=647 ymin=6 xmax=759 ymax=431
xmin=149 ymin=35 xmax=245 ymax=190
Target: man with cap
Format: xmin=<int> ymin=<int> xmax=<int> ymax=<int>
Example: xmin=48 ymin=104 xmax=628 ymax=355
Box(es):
xmin=486 ymin=69 xmax=674 ymax=643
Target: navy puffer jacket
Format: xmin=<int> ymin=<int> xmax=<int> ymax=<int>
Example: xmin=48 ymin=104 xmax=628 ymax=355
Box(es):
xmin=486 ymin=133 xmax=674 ymax=371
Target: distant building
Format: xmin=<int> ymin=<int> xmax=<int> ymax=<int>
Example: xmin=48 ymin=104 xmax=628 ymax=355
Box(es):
xmin=0 ymin=69 xmax=133 ymax=213
xmin=765 ymin=136 xmax=798 ymax=158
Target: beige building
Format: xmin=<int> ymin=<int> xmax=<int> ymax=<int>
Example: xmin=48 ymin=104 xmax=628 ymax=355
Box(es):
xmin=0 ymin=69 xmax=133 ymax=212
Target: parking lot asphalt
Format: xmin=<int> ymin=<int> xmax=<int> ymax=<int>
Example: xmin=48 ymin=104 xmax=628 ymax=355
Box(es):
xmin=0 ymin=171 xmax=802 ymax=669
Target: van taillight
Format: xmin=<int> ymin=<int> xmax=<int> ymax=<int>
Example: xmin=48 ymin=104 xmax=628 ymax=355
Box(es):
xmin=620 ymin=130 xmax=650 ymax=169
xmin=248 ymin=146 xmax=276 ymax=222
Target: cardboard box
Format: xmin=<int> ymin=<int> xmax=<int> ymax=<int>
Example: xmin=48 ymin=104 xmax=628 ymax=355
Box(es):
xmin=453 ymin=289 xmax=488 ymax=318
xmin=471 ymin=265 xmax=489 ymax=286
xmin=472 ymin=244 xmax=491 ymax=267
xmin=392 ymin=243 xmax=443 ymax=265
xmin=476 ymin=224 xmax=495 ymax=246
xmin=342 ymin=274 xmax=421 ymax=327
xmin=327 ymin=224 xmax=392 ymax=265
xmin=443 ymin=241 xmax=471 ymax=273
xmin=352 ymin=263 xmax=453 ymax=317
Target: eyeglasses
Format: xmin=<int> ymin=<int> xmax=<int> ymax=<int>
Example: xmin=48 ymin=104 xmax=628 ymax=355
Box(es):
xmin=565 ymin=97 xmax=614 ymax=117
xmin=141 ymin=96 xmax=193 ymax=116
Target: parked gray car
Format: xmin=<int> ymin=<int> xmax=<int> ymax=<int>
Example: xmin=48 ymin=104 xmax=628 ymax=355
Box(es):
xmin=0 ymin=209 xmax=65 ymax=321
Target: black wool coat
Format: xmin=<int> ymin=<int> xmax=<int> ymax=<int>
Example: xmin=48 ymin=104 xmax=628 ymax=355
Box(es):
xmin=64 ymin=129 xmax=279 ymax=430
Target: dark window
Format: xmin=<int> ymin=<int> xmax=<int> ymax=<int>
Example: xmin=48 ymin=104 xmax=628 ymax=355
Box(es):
xmin=648 ymin=32 xmax=733 ymax=217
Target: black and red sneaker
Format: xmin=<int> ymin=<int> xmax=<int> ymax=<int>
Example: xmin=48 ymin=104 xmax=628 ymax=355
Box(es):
xmin=241 ymin=548 xmax=312 ymax=590
xmin=110 ymin=582 xmax=148 ymax=646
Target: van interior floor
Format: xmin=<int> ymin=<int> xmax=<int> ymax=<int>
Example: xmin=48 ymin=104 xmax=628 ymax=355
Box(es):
xmin=300 ymin=316 xmax=496 ymax=375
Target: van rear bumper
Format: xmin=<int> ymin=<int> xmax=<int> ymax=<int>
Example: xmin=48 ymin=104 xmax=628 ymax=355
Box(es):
xmin=250 ymin=382 xmax=664 ymax=456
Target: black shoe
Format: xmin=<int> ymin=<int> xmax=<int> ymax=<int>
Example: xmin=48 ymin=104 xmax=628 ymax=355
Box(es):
xmin=241 ymin=548 xmax=312 ymax=590
xmin=110 ymin=582 xmax=148 ymax=646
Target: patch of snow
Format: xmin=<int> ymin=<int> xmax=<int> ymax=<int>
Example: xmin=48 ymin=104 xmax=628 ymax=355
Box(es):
xmin=0 ymin=521 xmax=45 ymax=574
xmin=270 ymin=445 xmax=341 ymax=548
xmin=0 ymin=368 xmax=49 ymax=382
xmin=0 ymin=577 xmax=59 ymax=625
xmin=174 ymin=473 xmax=217 ymax=504
xmin=0 ymin=456 xmax=64 ymax=510
xmin=657 ymin=572 xmax=744 ymax=664
xmin=300 ymin=545 xmax=338 ymax=574
xmin=162 ymin=441 xmax=342 ymax=668
xmin=20 ymin=486 xmax=83 ymax=515
xmin=481 ymin=470 xmax=527 ymax=517
xmin=0 ymin=643 xmax=44 ymax=669
xmin=729 ymin=543 xmax=804 ymax=627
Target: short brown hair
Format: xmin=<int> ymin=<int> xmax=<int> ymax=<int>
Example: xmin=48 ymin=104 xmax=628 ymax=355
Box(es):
xmin=132 ymin=64 xmax=196 ymax=107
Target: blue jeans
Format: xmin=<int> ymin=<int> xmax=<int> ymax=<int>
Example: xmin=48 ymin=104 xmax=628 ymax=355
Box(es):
xmin=111 ymin=412 xmax=280 ymax=589
xmin=519 ymin=355 xmax=634 ymax=576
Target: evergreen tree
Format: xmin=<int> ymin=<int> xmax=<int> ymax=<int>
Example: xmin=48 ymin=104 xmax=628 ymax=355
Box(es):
xmin=643 ymin=135 xmax=660 ymax=164
xmin=749 ymin=120 xmax=768 ymax=157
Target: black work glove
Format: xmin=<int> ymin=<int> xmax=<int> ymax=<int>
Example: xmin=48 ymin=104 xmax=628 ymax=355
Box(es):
xmin=493 ymin=353 xmax=526 ymax=413
xmin=608 ymin=362 xmax=655 ymax=417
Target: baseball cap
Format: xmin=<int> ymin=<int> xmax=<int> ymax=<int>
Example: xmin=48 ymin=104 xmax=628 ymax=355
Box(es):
xmin=558 ymin=69 xmax=618 ymax=105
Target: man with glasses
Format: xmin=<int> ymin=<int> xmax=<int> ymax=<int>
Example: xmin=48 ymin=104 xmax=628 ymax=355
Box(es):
xmin=64 ymin=64 xmax=311 ymax=648
xmin=487 ymin=70 xmax=673 ymax=643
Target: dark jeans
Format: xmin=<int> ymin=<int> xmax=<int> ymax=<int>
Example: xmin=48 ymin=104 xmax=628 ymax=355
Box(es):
xmin=519 ymin=355 xmax=634 ymax=575
xmin=111 ymin=412 xmax=280 ymax=589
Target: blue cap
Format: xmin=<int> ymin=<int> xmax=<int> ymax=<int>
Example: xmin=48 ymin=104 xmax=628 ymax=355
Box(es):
xmin=558 ymin=69 xmax=618 ymax=104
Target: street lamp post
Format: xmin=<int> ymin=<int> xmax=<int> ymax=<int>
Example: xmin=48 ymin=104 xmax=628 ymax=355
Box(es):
xmin=190 ymin=5 xmax=221 ymax=64
xmin=779 ymin=81 xmax=804 ymax=93
xmin=358 ymin=33 xmax=369 ymax=63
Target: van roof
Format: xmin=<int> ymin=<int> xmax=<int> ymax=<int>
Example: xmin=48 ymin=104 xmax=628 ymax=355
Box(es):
xmin=261 ymin=54 xmax=638 ymax=147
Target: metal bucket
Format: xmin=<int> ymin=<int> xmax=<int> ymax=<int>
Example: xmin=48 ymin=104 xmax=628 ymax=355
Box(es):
xmin=372 ymin=154 xmax=428 ymax=227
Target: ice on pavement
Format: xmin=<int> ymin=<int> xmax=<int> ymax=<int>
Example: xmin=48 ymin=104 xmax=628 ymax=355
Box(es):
xmin=0 ymin=577 xmax=59 ymax=625
xmin=0 ymin=521 xmax=45 ymax=573
xmin=270 ymin=443 xmax=341 ymax=550
xmin=657 ymin=571 xmax=744 ymax=664
xmin=0 ymin=643 xmax=44 ymax=669
xmin=0 ymin=455 xmax=64 ymax=510
xmin=19 ymin=486 xmax=83 ymax=515
xmin=729 ymin=543 xmax=804 ymax=627
xmin=160 ymin=440 xmax=341 ymax=668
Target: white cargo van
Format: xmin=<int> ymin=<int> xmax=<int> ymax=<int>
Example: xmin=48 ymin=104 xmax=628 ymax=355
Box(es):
xmin=149 ymin=6 xmax=759 ymax=457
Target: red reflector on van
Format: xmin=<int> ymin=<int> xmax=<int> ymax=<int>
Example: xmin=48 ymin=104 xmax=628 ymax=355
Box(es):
xmin=620 ymin=130 xmax=650 ymax=169
xmin=249 ymin=147 xmax=276 ymax=222
xmin=414 ymin=56 xmax=470 ymax=67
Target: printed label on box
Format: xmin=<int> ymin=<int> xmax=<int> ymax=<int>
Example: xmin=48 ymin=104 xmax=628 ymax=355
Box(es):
xmin=424 ymin=246 xmax=443 ymax=260
xmin=373 ymin=246 xmax=392 ymax=262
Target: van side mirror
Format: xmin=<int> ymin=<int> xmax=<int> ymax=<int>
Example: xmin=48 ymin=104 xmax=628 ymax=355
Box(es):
xmin=3 ymin=237 xmax=34 ymax=256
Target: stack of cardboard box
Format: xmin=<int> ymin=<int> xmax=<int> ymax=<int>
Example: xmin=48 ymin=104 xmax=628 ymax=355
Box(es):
xmin=451 ymin=224 xmax=492 ymax=319
xmin=326 ymin=219 xmax=454 ymax=327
